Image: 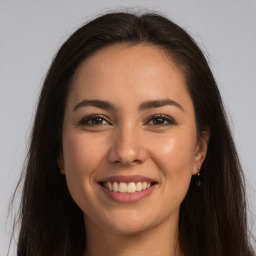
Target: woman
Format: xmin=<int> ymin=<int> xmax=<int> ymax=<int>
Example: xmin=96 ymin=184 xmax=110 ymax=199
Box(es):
xmin=14 ymin=11 xmax=254 ymax=255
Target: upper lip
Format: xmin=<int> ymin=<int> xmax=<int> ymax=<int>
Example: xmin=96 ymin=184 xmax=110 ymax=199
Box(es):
xmin=98 ymin=175 xmax=157 ymax=183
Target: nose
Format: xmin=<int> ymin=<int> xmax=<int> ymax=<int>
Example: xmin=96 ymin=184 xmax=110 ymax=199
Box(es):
xmin=108 ymin=123 xmax=147 ymax=166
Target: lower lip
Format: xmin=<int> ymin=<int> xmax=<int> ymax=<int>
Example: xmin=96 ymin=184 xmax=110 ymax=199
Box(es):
xmin=99 ymin=185 xmax=156 ymax=203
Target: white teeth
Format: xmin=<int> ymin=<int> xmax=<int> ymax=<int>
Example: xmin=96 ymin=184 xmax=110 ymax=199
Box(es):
xmin=103 ymin=181 xmax=153 ymax=193
xmin=127 ymin=182 xmax=136 ymax=193
xmin=136 ymin=182 xmax=142 ymax=191
xmin=119 ymin=182 xmax=127 ymax=193
xmin=113 ymin=182 xmax=118 ymax=192
xmin=107 ymin=181 xmax=112 ymax=191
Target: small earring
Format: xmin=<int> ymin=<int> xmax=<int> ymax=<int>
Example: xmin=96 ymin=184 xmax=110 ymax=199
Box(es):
xmin=195 ymin=172 xmax=201 ymax=186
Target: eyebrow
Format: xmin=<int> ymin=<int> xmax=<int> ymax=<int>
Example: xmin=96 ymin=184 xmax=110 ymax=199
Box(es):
xmin=73 ymin=99 xmax=184 ymax=112
xmin=73 ymin=100 xmax=115 ymax=112
xmin=139 ymin=99 xmax=184 ymax=112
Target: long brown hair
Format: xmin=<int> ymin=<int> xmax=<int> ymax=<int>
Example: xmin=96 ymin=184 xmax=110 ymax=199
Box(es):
xmin=13 ymin=11 xmax=254 ymax=255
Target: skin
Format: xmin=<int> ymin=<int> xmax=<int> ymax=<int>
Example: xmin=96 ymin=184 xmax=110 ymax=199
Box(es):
xmin=59 ymin=44 xmax=209 ymax=256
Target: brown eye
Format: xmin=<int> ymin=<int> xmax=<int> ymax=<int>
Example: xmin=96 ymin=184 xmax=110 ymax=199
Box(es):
xmin=90 ymin=117 xmax=105 ymax=125
xmin=147 ymin=115 xmax=176 ymax=126
xmin=152 ymin=117 xmax=166 ymax=125
xmin=79 ymin=115 xmax=111 ymax=126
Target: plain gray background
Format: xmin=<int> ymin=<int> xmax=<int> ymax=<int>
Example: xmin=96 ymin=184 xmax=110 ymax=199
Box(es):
xmin=1 ymin=1 xmax=255 ymax=255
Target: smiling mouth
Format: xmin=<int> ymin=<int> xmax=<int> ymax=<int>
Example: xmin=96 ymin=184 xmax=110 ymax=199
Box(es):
xmin=99 ymin=181 xmax=157 ymax=194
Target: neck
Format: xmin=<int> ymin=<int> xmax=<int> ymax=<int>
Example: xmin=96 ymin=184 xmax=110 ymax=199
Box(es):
xmin=83 ymin=215 xmax=182 ymax=256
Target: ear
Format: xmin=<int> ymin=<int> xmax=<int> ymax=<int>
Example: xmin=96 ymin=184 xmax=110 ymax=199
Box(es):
xmin=57 ymin=151 xmax=65 ymax=175
xmin=192 ymin=130 xmax=210 ymax=175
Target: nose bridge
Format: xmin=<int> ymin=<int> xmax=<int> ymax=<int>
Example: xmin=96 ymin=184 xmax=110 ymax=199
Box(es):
xmin=108 ymin=120 xmax=146 ymax=165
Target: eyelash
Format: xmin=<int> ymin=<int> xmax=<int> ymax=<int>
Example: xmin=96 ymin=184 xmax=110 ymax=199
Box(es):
xmin=146 ymin=114 xmax=177 ymax=126
xmin=78 ymin=114 xmax=177 ymax=127
xmin=78 ymin=114 xmax=111 ymax=126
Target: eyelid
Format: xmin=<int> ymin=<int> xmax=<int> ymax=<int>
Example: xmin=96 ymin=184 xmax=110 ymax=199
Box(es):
xmin=77 ymin=113 xmax=177 ymax=127
xmin=145 ymin=114 xmax=177 ymax=126
xmin=78 ymin=114 xmax=112 ymax=126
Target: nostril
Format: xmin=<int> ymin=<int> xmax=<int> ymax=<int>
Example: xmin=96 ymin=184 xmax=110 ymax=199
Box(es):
xmin=132 ymin=159 xmax=142 ymax=164
xmin=113 ymin=159 xmax=142 ymax=165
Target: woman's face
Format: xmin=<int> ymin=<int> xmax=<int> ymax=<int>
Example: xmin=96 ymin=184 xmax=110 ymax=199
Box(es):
xmin=60 ymin=44 xmax=208 ymax=235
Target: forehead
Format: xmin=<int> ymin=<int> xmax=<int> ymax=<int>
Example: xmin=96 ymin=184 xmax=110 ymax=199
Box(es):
xmin=73 ymin=43 xmax=184 ymax=84
xmin=68 ymin=43 xmax=192 ymax=110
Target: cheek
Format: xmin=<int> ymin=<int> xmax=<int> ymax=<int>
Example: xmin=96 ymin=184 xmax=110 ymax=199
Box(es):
xmin=61 ymin=133 xmax=107 ymax=206
xmin=151 ymin=135 xmax=195 ymax=214
xmin=152 ymin=134 xmax=196 ymax=172
xmin=63 ymin=133 xmax=105 ymax=177
xmin=150 ymin=133 xmax=196 ymax=201
xmin=62 ymin=133 xmax=113 ymax=221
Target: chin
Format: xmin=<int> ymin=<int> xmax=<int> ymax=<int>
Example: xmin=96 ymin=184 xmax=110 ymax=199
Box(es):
xmin=104 ymin=221 xmax=151 ymax=236
xmin=91 ymin=209 xmax=154 ymax=235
